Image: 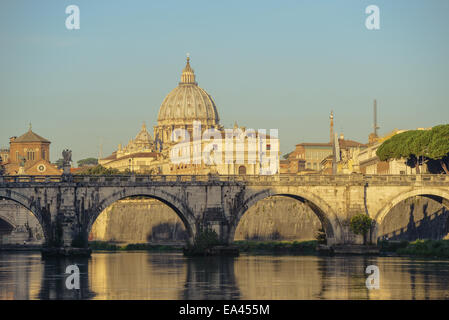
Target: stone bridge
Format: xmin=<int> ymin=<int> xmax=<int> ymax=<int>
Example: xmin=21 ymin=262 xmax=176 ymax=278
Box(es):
xmin=0 ymin=174 xmax=448 ymax=249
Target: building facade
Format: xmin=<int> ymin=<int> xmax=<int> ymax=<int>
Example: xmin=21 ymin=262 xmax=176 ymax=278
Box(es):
xmin=101 ymin=57 xmax=280 ymax=175
xmin=2 ymin=126 xmax=61 ymax=176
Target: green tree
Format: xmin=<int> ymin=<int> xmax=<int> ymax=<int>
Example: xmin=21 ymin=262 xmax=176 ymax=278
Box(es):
xmin=75 ymin=164 xmax=126 ymax=175
xmin=282 ymin=152 xmax=292 ymax=160
xmin=426 ymin=125 xmax=449 ymax=174
xmin=186 ymin=226 xmax=221 ymax=255
xmin=54 ymin=158 xmax=64 ymax=169
xmin=376 ymin=124 xmax=449 ymax=174
xmin=349 ymin=214 xmax=374 ymax=245
xmin=77 ymin=157 xmax=98 ymax=167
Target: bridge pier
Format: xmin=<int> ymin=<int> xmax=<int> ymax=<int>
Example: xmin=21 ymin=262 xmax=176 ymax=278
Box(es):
xmin=42 ymin=215 xmax=91 ymax=258
xmin=41 ymin=188 xmax=91 ymax=258
xmin=200 ymin=207 xmax=231 ymax=244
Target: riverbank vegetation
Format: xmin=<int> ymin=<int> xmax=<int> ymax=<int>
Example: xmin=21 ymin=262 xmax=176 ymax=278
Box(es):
xmin=379 ymin=239 xmax=449 ymax=258
xmin=88 ymin=241 xmax=182 ymax=252
xmin=183 ymin=227 xmax=231 ymax=256
xmin=88 ymin=239 xmax=449 ymax=258
xmin=234 ymin=240 xmax=318 ymax=254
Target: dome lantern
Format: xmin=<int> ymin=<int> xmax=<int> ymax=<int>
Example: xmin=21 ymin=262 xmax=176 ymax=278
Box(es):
xmin=180 ymin=56 xmax=197 ymax=85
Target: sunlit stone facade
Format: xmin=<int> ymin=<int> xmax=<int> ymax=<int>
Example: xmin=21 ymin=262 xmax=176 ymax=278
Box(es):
xmin=101 ymin=57 xmax=280 ymax=175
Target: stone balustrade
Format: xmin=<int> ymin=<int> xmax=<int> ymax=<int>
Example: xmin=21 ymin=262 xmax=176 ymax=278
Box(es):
xmin=0 ymin=174 xmax=448 ymax=186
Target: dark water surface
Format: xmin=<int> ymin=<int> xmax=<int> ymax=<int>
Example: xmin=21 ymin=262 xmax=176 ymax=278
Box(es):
xmin=0 ymin=251 xmax=449 ymax=300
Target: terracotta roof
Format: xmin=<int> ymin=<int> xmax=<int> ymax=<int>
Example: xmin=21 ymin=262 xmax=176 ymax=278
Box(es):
xmin=12 ymin=129 xmax=50 ymax=143
xmin=338 ymin=139 xmax=366 ymax=149
xmin=295 ymin=139 xmax=365 ymax=149
xmin=296 ymin=142 xmax=332 ymax=147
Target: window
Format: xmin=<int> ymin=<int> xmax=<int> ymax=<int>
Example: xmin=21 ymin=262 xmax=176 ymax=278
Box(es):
xmin=238 ymin=165 xmax=247 ymax=175
xmin=27 ymin=151 xmax=35 ymax=161
xmin=16 ymin=151 xmax=19 ymax=161
xmin=41 ymin=149 xmax=46 ymax=160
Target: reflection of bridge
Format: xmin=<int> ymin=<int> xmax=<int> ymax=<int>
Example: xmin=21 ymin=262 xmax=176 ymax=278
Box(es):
xmin=0 ymin=174 xmax=448 ymax=249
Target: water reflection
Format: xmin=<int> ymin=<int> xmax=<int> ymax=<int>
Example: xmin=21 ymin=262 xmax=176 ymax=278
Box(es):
xmin=38 ymin=257 xmax=95 ymax=300
xmin=0 ymin=252 xmax=41 ymax=299
xmin=89 ymin=252 xmax=187 ymax=299
xmin=0 ymin=252 xmax=449 ymax=300
xmin=182 ymin=257 xmax=240 ymax=300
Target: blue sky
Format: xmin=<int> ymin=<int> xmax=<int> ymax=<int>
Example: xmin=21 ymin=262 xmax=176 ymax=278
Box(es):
xmin=1 ymin=0 xmax=448 ymax=164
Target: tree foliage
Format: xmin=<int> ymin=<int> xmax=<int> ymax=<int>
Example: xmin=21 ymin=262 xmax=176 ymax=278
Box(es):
xmin=54 ymin=158 xmax=64 ymax=169
xmin=282 ymin=152 xmax=293 ymax=160
xmin=75 ymin=164 xmax=130 ymax=175
xmin=193 ymin=226 xmax=221 ymax=250
xmin=77 ymin=157 xmax=98 ymax=167
xmin=349 ymin=214 xmax=374 ymax=244
xmin=376 ymin=124 xmax=449 ymax=174
xmin=184 ymin=226 xmax=221 ymax=255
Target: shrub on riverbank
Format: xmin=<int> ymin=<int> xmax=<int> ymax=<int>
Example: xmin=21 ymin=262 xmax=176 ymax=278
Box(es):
xmin=88 ymin=241 xmax=182 ymax=252
xmin=378 ymin=240 xmax=409 ymax=253
xmin=89 ymin=241 xmax=121 ymax=251
xmin=183 ymin=227 xmax=224 ymax=256
xmin=124 ymin=243 xmax=182 ymax=251
xmin=396 ymin=240 xmax=449 ymax=258
xmin=235 ymin=240 xmax=318 ymax=254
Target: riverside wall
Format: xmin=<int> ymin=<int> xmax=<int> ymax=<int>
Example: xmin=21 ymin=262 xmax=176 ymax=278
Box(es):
xmin=90 ymin=197 xmax=323 ymax=243
xmin=89 ymin=196 xmax=449 ymax=243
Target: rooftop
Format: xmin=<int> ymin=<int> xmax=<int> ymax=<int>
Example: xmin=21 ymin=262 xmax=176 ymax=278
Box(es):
xmin=12 ymin=126 xmax=50 ymax=144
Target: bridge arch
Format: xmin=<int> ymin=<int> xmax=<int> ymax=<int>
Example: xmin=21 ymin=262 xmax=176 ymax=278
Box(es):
xmin=229 ymin=188 xmax=342 ymax=245
xmin=0 ymin=189 xmax=50 ymax=241
xmin=0 ymin=210 xmax=16 ymax=229
xmin=375 ymin=188 xmax=449 ymax=226
xmin=374 ymin=188 xmax=449 ymax=241
xmin=87 ymin=188 xmax=197 ymax=244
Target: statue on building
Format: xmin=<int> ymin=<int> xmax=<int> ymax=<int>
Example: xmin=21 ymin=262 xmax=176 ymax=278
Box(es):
xmin=155 ymin=134 xmax=163 ymax=153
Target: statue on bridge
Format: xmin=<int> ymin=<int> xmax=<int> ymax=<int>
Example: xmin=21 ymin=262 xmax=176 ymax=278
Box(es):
xmin=62 ymin=149 xmax=72 ymax=177
xmin=62 ymin=149 xmax=72 ymax=166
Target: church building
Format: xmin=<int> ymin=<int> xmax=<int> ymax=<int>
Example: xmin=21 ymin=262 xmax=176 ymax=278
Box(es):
xmin=100 ymin=57 xmax=280 ymax=175
xmin=2 ymin=125 xmax=61 ymax=175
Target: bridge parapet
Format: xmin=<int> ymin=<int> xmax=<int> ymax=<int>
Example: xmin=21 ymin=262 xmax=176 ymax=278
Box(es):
xmin=0 ymin=174 xmax=448 ymax=187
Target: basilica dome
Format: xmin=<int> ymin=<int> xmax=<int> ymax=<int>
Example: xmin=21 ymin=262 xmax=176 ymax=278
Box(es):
xmin=157 ymin=57 xmax=220 ymax=127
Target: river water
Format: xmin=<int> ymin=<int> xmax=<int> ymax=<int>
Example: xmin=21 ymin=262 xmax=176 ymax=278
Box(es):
xmin=0 ymin=251 xmax=448 ymax=300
